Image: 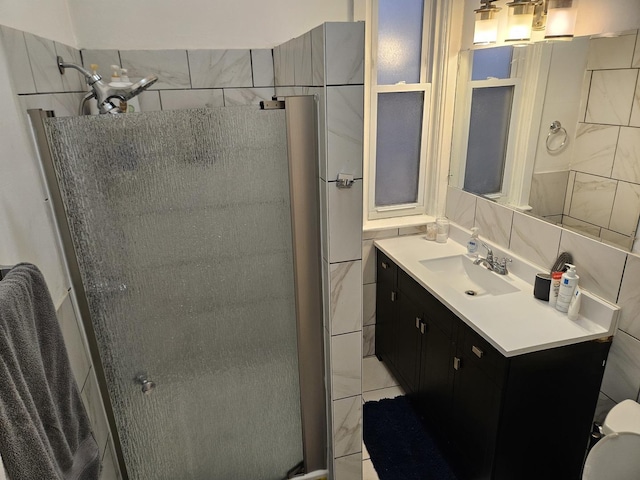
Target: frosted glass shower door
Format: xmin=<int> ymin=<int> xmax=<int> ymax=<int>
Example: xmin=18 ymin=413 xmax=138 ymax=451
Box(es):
xmin=43 ymin=108 xmax=303 ymax=480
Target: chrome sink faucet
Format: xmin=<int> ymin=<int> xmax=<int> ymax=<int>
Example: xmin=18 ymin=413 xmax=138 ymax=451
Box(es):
xmin=473 ymin=242 xmax=512 ymax=275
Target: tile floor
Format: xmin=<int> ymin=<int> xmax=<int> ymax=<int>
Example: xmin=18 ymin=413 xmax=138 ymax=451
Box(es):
xmin=362 ymin=356 xmax=405 ymax=480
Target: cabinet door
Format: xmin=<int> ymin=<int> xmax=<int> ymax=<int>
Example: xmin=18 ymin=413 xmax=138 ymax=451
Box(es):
xmin=451 ymin=326 xmax=504 ymax=480
xmin=394 ymin=292 xmax=423 ymax=394
xmin=418 ymin=317 xmax=455 ymax=439
xmin=375 ymin=251 xmax=397 ymax=364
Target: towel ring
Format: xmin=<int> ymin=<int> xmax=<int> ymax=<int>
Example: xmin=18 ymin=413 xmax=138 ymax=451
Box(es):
xmin=546 ymin=120 xmax=568 ymax=153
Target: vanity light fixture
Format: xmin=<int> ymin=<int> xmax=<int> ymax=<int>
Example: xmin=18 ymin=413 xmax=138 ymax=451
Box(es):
xmin=474 ymin=0 xmax=502 ymax=45
xmin=544 ymin=0 xmax=579 ymax=39
xmin=532 ymin=0 xmax=548 ymax=31
xmin=505 ymin=0 xmax=537 ymax=42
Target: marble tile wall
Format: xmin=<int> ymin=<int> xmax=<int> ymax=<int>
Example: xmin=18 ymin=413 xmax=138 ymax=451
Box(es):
xmin=564 ymin=30 xmax=640 ymax=250
xmin=0 ymin=26 xmax=122 ymax=479
xmin=446 ymin=185 xmax=640 ymax=424
xmin=0 ymin=23 xmax=276 ymax=118
xmin=274 ymin=22 xmax=365 ymax=480
xmin=57 ymin=293 xmax=121 ymax=480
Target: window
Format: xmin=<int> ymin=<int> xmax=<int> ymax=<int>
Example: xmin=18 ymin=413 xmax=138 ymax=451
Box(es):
xmin=365 ymin=0 xmax=436 ymax=220
xmin=450 ymin=45 xmax=526 ymax=201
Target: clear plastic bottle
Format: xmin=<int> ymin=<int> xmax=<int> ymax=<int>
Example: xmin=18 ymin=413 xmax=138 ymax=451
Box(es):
xmin=467 ymin=227 xmax=480 ymax=255
xmin=548 ymin=271 xmax=563 ymax=307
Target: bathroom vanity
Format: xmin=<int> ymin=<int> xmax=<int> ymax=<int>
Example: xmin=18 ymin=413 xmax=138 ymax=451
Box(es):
xmin=373 ymin=235 xmax=618 ymax=480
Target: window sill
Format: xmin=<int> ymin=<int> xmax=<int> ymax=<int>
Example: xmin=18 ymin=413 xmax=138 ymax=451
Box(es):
xmin=363 ymin=214 xmax=437 ymax=233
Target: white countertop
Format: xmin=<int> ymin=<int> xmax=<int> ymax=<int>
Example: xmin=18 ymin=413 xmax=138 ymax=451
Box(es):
xmin=374 ymin=234 xmax=618 ymax=357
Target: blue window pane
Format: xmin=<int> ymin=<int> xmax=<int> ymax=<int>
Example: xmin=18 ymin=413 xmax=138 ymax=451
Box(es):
xmin=464 ymin=86 xmax=514 ymax=195
xmin=472 ymin=46 xmax=514 ymax=81
xmin=375 ymin=92 xmax=424 ymax=206
xmin=377 ymin=0 xmax=424 ymax=85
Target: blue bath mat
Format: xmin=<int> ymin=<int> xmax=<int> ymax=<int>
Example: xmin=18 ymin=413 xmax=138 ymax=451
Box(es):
xmin=363 ymin=396 xmax=458 ymax=480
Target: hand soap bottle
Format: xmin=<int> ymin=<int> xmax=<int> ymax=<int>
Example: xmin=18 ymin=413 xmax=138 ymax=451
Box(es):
xmin=467 ymin=227 xmax=480 ymax=256
xmin=556 ymin=264 xmax=579 ymax=313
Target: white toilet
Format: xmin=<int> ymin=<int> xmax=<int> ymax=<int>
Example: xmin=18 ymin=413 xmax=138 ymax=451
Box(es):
xmin=582 ymin=399 xmax=640 ymax=479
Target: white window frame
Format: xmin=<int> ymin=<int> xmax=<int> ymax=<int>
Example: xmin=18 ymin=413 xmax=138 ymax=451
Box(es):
xmin=364 ymin=0 xmax=435 ymax=221
xmin=450 ymin=45 xmax=550 ymax=209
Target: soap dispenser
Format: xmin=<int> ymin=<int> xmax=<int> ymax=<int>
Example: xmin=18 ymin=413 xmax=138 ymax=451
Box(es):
xmin=556 ymin=264 xmax=579 ymax=313
xmin=467 ymin=227 xmax=480 ymax=255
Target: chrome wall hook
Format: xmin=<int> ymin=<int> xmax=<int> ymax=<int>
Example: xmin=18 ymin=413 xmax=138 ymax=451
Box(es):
xmin=336 ymin=173 xmax=354 ymax=188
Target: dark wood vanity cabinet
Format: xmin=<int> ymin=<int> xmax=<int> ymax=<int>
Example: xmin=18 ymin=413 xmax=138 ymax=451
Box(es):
xmin=374 ymin=249 xmax=611 ymax=480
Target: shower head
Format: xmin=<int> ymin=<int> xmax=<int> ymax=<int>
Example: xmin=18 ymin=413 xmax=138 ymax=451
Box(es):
xmin=57 ymin=56 xmax=158 ymax=114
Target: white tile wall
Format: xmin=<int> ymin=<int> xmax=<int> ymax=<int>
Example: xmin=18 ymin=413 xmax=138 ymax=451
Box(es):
xmin=293 ymin=33 xmax=313 ymax=86
xmin=612 ymin=127 xmax=640 ymax=184
xmin=187 ymin=49 xmax=253 ymax=88
xmin=137 ymin=91 xmax=162 ymax=111
xmin=250 ymin=49 xmax=274 ymax=87
xmin=558 ymin=229 xmax=627 ymax=303
xmin=80 ymin=367 xmax=111 ymax=459
xmin=332 ymin=395 xmax=362 ymax=457
xmin=324 ymin=23 xmax=365 ymax=85
xmin=445 ymin=186 xmax=477 ymax=229
xmin=617 ymin=254 xmax=640 ymax=339
xmin=328 ymin=180 xmax=363 ymax=263
xmin=363 ymin=283 xmax=376 ymax=327
xmin=610 ymin=181 xmax=640 ymax=235
xmin=631 ymin=74 xmax=640 ymax=127
xmin=24 ymin=33 xmax=65 ymax=93
xmin=325 ymin=85 xmax=364 ymax=181
xmin=529 ymin=171 xmax=569 ymax=218
xmin=159 ymin=89 xmax=224 ymax=110
xmin=573 ymin=123 xmax=619 ymax=177
xmin=55 ymin=42 xmax=84 ymax=92
xmin=330 ymin=261 xmax=363 ymax=335
xmin=510 ymin=212 xmax=562 ymax=270
xmin=362 ymin=239 xmax=376 ymax=285
xmin=120 ymin=49 xmax=190 ymax=90
xmin=363 ymin=325 xmax=375 ymax=357
xmin=0 ymin=26 xmax=36 ymax=94
xmin=332 ymin=332 xmax=363 ymax=400
xmin=586 ymin=69 xmax=638 ymax=125
xmin=601 ymin=330 xmax=640 ymax=403
xmin=223 ymin=87 xmax=275 ymax=106
xmin=334 ymin=452 xmax=362 ymax=480
xmin=569 ymin=172 xmax=617 ymax=228
xmin=57 ymin=293 xmax=91 ymax=388
xmin=474 ymin=198 xmax=513 ymax=248
xmin=586 ymin=34 xmax=637 ymax=70
xmin=311 ymin=25 xmax=325 ymax=87
xmin=80 ymin=50 xmax=121 ymax=80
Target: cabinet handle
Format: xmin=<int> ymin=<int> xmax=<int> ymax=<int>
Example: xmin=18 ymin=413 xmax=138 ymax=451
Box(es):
xmin=420 ymin=321 xmax=426 ymax=335
xmin=416 ymin=317 xmax=421 ymax=329
xmin=453 ymin=357 xmax=462 ymax=370
xmin=472 ymin=345 xmax=484 ymax=359
xmin=381 ymin=261 xmax=389 ymax=269
xmin=391 ymin=291 xmax=397 ymax=302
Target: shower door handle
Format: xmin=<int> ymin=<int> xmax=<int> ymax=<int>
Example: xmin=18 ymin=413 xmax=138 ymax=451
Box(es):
xmin=136 ymin=374 xmax=156 ymax=395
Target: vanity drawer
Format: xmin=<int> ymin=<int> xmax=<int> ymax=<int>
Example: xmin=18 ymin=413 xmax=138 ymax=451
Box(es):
xmin=398 ymin=269 xmax=454 ymax=336
xmin=460 ymin=326 xmax=508 ymax=387
xmin=377 ymin=250 xmax=397 ymax=285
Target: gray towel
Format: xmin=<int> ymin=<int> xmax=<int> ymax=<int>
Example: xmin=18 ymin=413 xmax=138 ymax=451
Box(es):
xmin=0 ymin=263 xmax=101 ymax=479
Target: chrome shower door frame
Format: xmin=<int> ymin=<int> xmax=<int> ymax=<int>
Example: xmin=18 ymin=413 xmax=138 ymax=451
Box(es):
xmin=27 ymin=101 xmax=327 ymax=478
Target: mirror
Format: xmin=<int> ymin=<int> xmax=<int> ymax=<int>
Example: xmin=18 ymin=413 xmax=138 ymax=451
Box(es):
xmin=450 ymin=29 xmax=640 ymax=251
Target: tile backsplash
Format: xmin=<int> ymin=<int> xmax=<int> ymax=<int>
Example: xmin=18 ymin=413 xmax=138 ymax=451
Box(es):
xmin=446 ymin=185 xmax=640 ymax=422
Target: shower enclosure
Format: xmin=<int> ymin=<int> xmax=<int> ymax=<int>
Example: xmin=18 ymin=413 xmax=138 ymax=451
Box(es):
xmin=28 ymin=98 xmax=325 ymax=480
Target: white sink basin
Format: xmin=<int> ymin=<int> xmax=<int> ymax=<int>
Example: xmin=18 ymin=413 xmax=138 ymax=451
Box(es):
xmin=420 ymin=255 xmax=520 ymax=297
